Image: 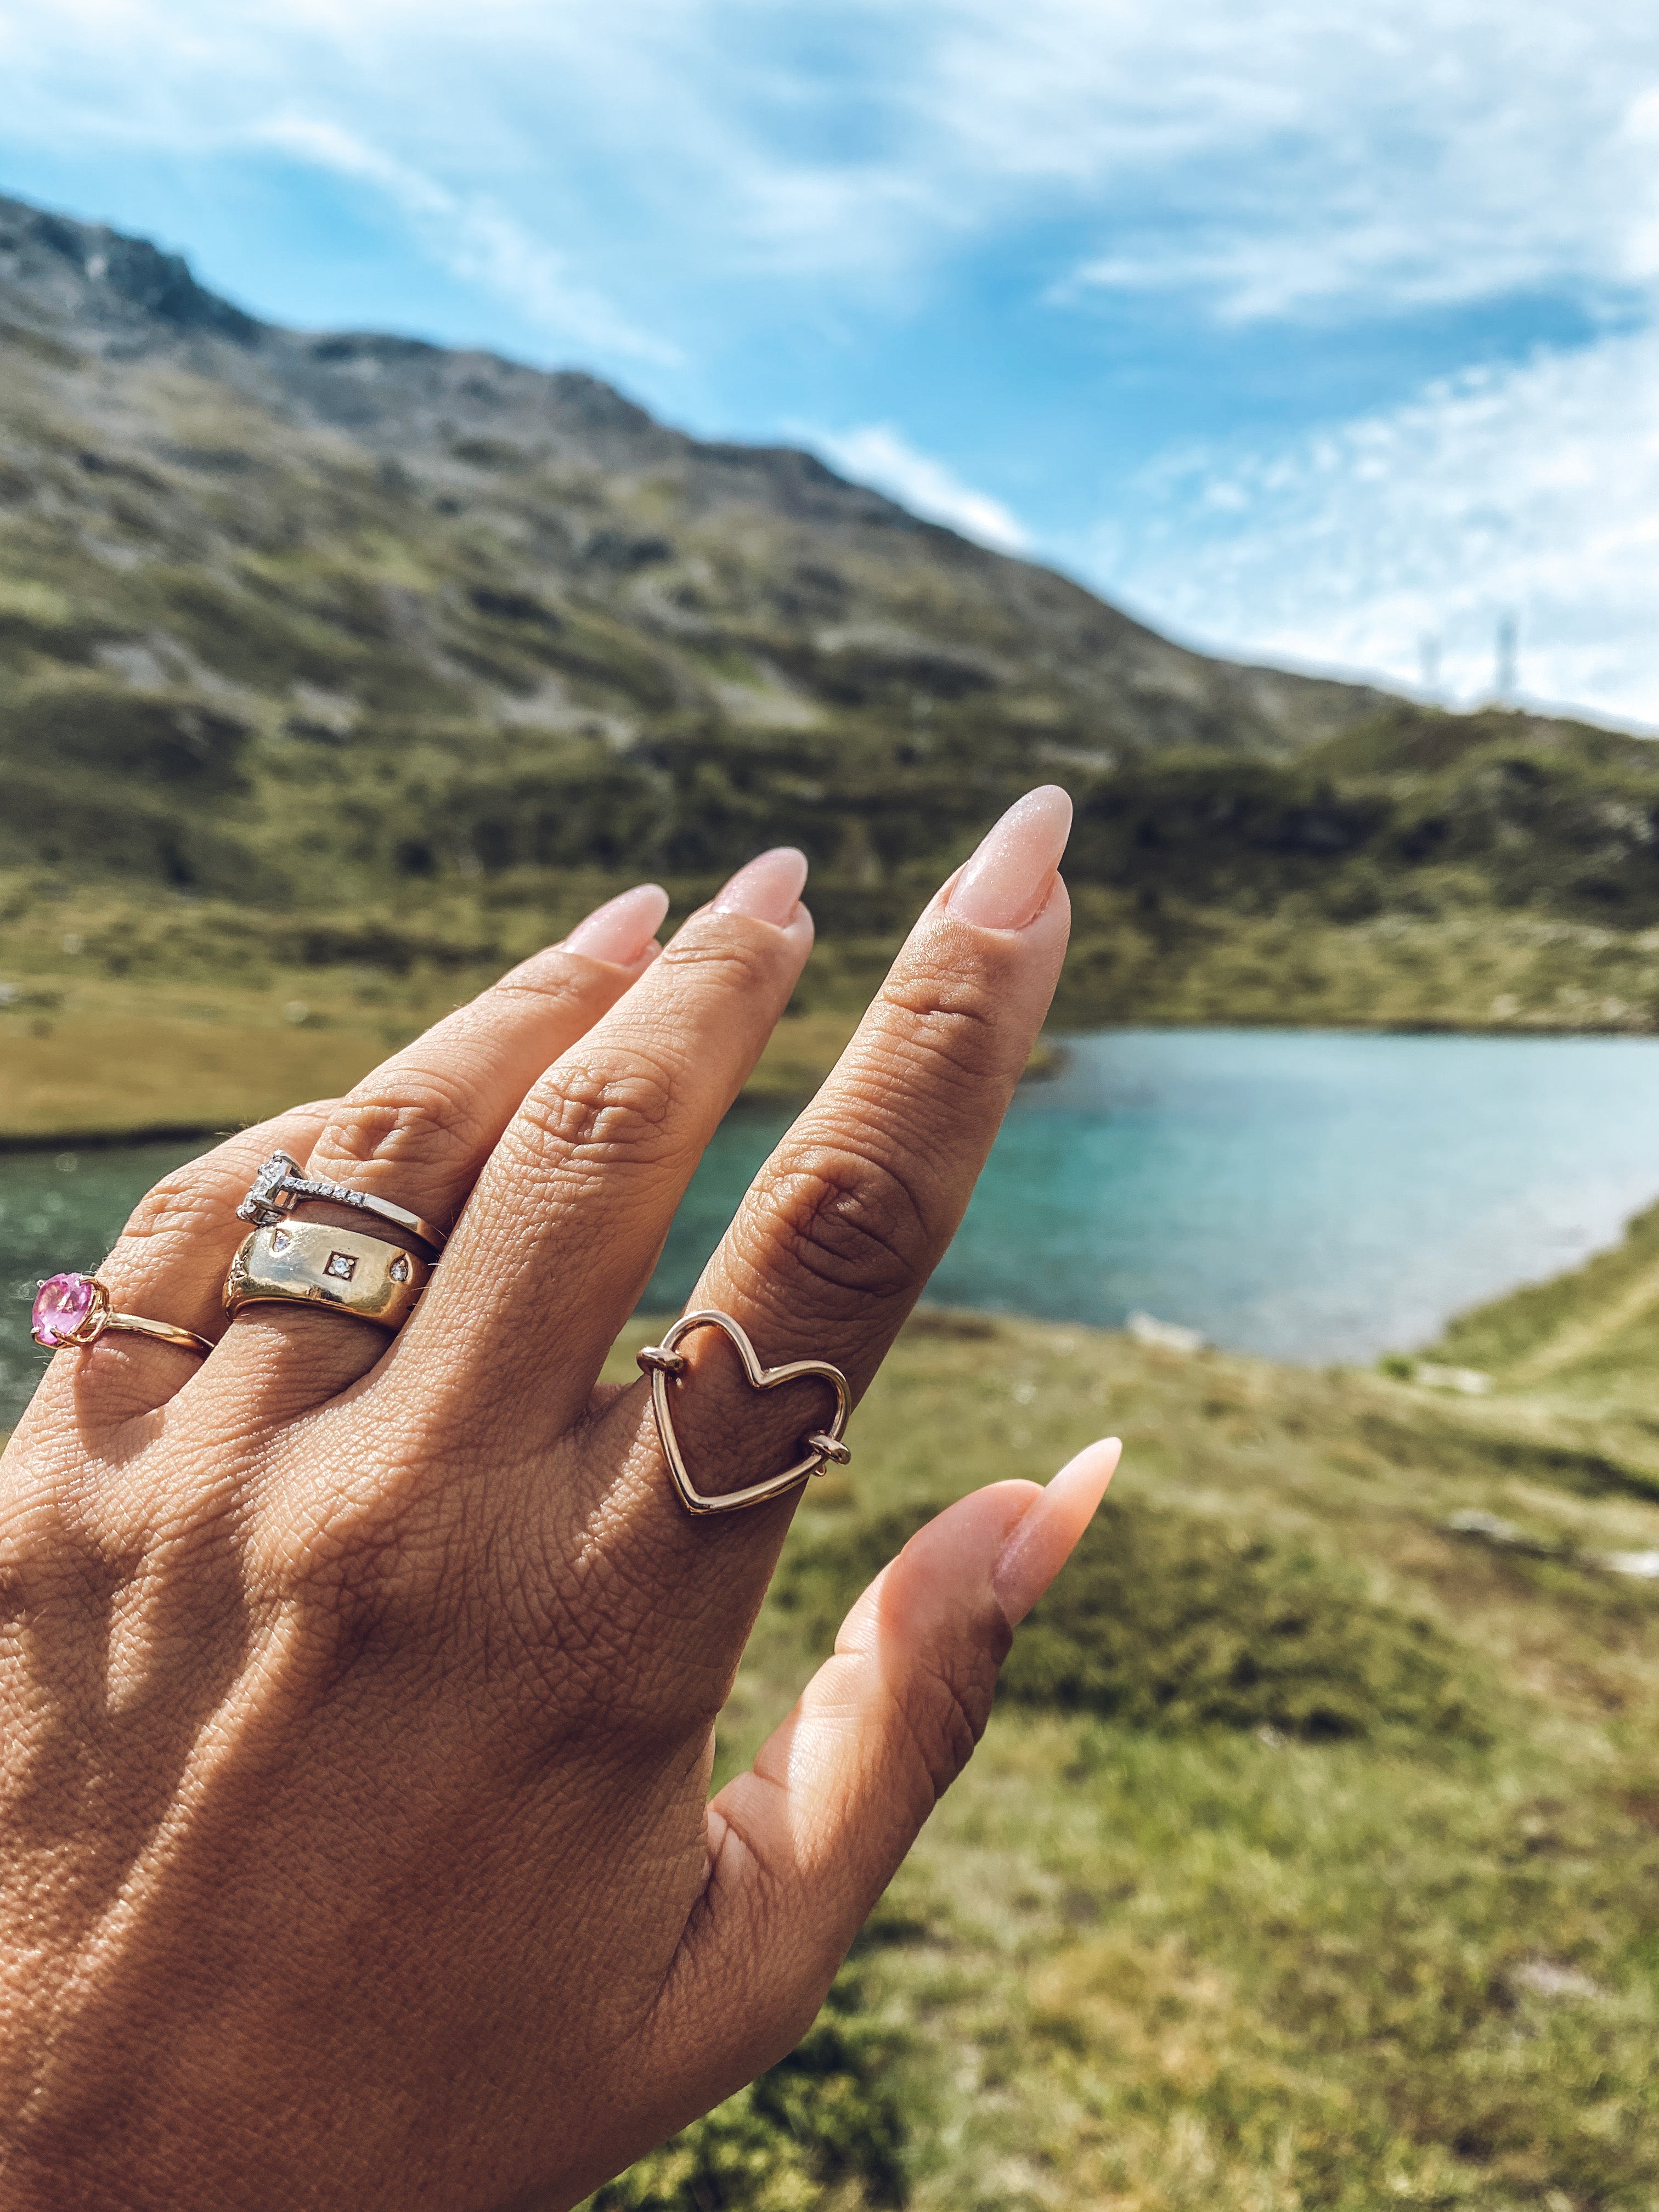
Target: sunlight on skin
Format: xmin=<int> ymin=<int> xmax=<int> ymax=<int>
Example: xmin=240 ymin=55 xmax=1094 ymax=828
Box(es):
xmin=733 ymin=1442 xmax=1121 ymax=1847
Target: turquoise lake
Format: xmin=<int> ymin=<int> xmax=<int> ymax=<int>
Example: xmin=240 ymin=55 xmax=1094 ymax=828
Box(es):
xmin=4 ymin=1028 xmax=1659 ymax=1430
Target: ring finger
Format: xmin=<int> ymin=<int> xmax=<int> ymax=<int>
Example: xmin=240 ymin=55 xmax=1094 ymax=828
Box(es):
xmin=208 ymin=883 xmax=670 ymax=1405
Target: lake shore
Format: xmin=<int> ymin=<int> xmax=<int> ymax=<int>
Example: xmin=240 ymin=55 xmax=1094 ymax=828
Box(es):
xmin=0 ymin=992 xmax=1644 ymax=1149
xmin=10 ymin=1029 xmax=1659 ymax=1404
xmin=9 ymin=875 xmax=1659 ymax=1144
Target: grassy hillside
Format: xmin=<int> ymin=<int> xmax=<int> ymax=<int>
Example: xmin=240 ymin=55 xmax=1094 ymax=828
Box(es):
xmin=10 ymin=844 xmax=1659 ymax=1140
xmin=579 ymin=1216 xmax=1659 ymax=2209
xmin=9 ymin=198 xmax=1659 ymax=1138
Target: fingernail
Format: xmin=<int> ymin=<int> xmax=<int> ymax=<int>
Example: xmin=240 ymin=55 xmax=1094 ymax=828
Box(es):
xmin=947 ymin=786 xmax=1073 ymax=930
xmin=710 ymin=847 xmax=809 ymax=927
xmin=992 ymin=1438 xmax=1120 ymax=1626
xmin=564 ymin=884 xmax=670 ymax=964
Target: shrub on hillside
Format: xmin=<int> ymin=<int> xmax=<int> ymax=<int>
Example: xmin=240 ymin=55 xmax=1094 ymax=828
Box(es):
xmin=587 ymin=1986 xmax=909 ymax=2212
xmin=0 ymin=673 xmax=251 ymax=790
xmin=771 ymin=1496 xmax=1486 ymax=1745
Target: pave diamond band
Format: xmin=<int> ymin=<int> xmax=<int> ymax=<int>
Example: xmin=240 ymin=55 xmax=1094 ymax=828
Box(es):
xmin=224 ymin=1221 xmax=431 ymax=1331
xmin=236 ymin=1150 xmax=449 ymax=1254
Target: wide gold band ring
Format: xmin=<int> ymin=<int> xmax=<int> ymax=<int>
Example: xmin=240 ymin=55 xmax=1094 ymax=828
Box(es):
xmin=637 ymin=1309 xmax=853 ymax=1516
xmin=223 ymin=1221 xmax=430 ymax=1330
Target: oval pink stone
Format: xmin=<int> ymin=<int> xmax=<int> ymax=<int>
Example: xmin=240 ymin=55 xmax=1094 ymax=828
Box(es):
xmin=31 ymin=1271 xmax=97 ymax=1347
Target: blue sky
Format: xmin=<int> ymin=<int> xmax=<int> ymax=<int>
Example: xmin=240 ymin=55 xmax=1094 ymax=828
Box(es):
xmin=4 ymin=0 xmax=1659 ymax=724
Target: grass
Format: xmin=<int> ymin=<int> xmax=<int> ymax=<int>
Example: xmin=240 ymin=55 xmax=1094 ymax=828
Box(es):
xmin=0 ymin=974 xmax=871 ymax=1139
xmin=5 ymin=870 xmax=1659 ymax=1143
xmin=2 ymin=1116 xmax=1656 ymax=2201
xmin=577 ymin=1250 xmax=1659 ymax=2209
xmin=0 ymin=877 xmax=1060 ymax=1141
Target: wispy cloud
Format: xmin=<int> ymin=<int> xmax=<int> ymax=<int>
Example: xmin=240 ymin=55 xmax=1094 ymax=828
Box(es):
xmin=931 ymin=0 xmax=1659 ymax=324
xmin=5 ymin=0 xmax=1659 ymax=720
xmin=1091 ymin=326 xmax=1659 ymax=724
xmin=249 ymin=115 xmax=680 ymax=364
xmin=14 ymin=0 xmax=1658 ymax=321
xmin=810 ymin=424 xmax=1030 ymax=551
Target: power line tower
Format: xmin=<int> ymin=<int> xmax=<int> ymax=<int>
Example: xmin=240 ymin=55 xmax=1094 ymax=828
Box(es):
xmin=1495 ymin=615 xmax=1518 ymax=701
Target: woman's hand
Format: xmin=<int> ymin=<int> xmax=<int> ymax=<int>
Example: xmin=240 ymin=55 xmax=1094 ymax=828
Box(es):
xmin=0 ymin=787 xmax=1116 ymax=2212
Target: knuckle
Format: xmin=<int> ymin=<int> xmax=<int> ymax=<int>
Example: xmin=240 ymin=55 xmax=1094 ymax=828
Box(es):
xmin=877 ymin=981 xmax=1007 ymax=1090
xmin=899 ymin=1647 xmax=996 ymax=1801
xmin=514 ymin=1049 xmax=680 ymax=1176
xmin=261 ymin=1474 xmax=457 ymax=1653
xmin=519 ymin=1534 xmax=709 ymax=1730
xmin=493 ymin=962 xmax=599 ymax=1016
xmin=120 ymin=1163 xmax=227 ymax=1250
xmin=318 ymin=1063 xmax=489 ymax=1178
xmin=659 ymin=927 xmax=788 ymax=997
xmin=765 ymin=1139 xmax=935 ymax=1300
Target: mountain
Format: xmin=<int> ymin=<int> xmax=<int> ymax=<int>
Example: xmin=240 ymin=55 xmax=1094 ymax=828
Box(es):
xmin=7 ymin=189 xmax=1659 ymax=1085
xmin=0 ymin=190 xmax=1404 ymax=901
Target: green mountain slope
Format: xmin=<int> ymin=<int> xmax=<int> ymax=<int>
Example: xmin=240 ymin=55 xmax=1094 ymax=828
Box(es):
xmin=0 ymin=190 xmax=1390 ymax=903
xmin=6 ymin=193 xmax=1659 ymax=1138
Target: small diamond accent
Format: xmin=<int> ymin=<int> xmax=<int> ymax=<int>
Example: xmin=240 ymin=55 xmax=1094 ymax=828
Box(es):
xmin=388 ymin=1254 xmax=411 ymax=1283
xmin=324 ymin=1251 xmax=358 ymax=1282
xmin=269 ymin=1228 xmax=292 ymax=1255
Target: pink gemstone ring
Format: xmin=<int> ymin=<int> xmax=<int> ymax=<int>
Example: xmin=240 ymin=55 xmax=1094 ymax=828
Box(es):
xmin=31 ymin=1272 xmax=212 ymax=1358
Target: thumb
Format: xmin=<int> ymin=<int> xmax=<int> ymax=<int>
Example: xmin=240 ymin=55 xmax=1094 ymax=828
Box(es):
xmin=646 ymin=1438 xmax=1121 ymax=2108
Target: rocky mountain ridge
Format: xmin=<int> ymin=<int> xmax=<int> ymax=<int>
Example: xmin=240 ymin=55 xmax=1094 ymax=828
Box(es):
xmin=0 ymin=186 xmax=1391 ymax=793
xmin=10 ymin=185 xmax=1659 ymax=1074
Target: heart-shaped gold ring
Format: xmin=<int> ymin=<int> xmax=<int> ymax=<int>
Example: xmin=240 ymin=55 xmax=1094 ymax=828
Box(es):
xmin=637 ymin=1308 xmax=853 ymax=1516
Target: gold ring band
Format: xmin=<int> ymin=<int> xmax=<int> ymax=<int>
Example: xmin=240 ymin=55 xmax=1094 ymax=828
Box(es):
xmin=637 ymin=1309 xmax=853 ymax=1516
xmin=103 ymin=1313 xmax=214 ymax=1355
xmin=224 ymin=1221 xmax=430 ymax=1330
xmin=31 ymin=1273 xmax=211 ymax=1357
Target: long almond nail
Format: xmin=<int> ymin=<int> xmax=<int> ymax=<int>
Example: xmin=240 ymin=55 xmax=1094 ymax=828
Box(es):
xmin=710 ymin=847 xmax=809 ymax=926
xmin=564 ymin=883 xmax=670 ymax=964
xmin=992 ymin=1438 xmax=1120 ymax=1626
xmin=947 ymin=786 xmax=1073 ymax=930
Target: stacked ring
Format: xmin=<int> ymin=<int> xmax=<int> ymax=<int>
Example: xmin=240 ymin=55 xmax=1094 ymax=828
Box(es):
xmin=236 ymin=1150 xmax=449 ymax=1255
xmin=224 ymin=1221 xmax=431 ymax=1329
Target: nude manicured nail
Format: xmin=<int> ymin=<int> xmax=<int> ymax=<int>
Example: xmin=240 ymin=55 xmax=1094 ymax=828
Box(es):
xmin=564 ymin=883 xmax=670 ymax=963
xmin=992 ymin=1438 xmax=1121 ymax=1626
xmin=710 ymin=847 xmax=809 ymax=926
xmin=947 ymin=786 xmax=1073 ymax=930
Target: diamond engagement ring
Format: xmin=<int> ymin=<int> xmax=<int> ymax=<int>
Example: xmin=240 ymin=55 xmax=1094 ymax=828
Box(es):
xmin=237 ymin=1150 xmax=450 ymax=1255
xmin=32 ymin=1272 xmax=212 ymax=1357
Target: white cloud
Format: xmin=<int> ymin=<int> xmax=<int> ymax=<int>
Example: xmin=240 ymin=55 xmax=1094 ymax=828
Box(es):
xmin=7 ymin=0 xmax=1659 ymax=717
xmin=248 ymin=115 xmax=680 ymax=364
xmin=1090 ymin=326 xmax=1659 ymax=726
xmin=928 ymin=0 xmax=1659 ymax=323
xmin=810 ymin=424 xmax=1031 ymax=551
xmin=10 ymin=0 xmax=1659 ymax=320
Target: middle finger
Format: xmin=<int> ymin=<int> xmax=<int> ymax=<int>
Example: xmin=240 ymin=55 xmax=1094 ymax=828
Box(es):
xmin=410 ymin=847 xmax=817 ymax=1429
